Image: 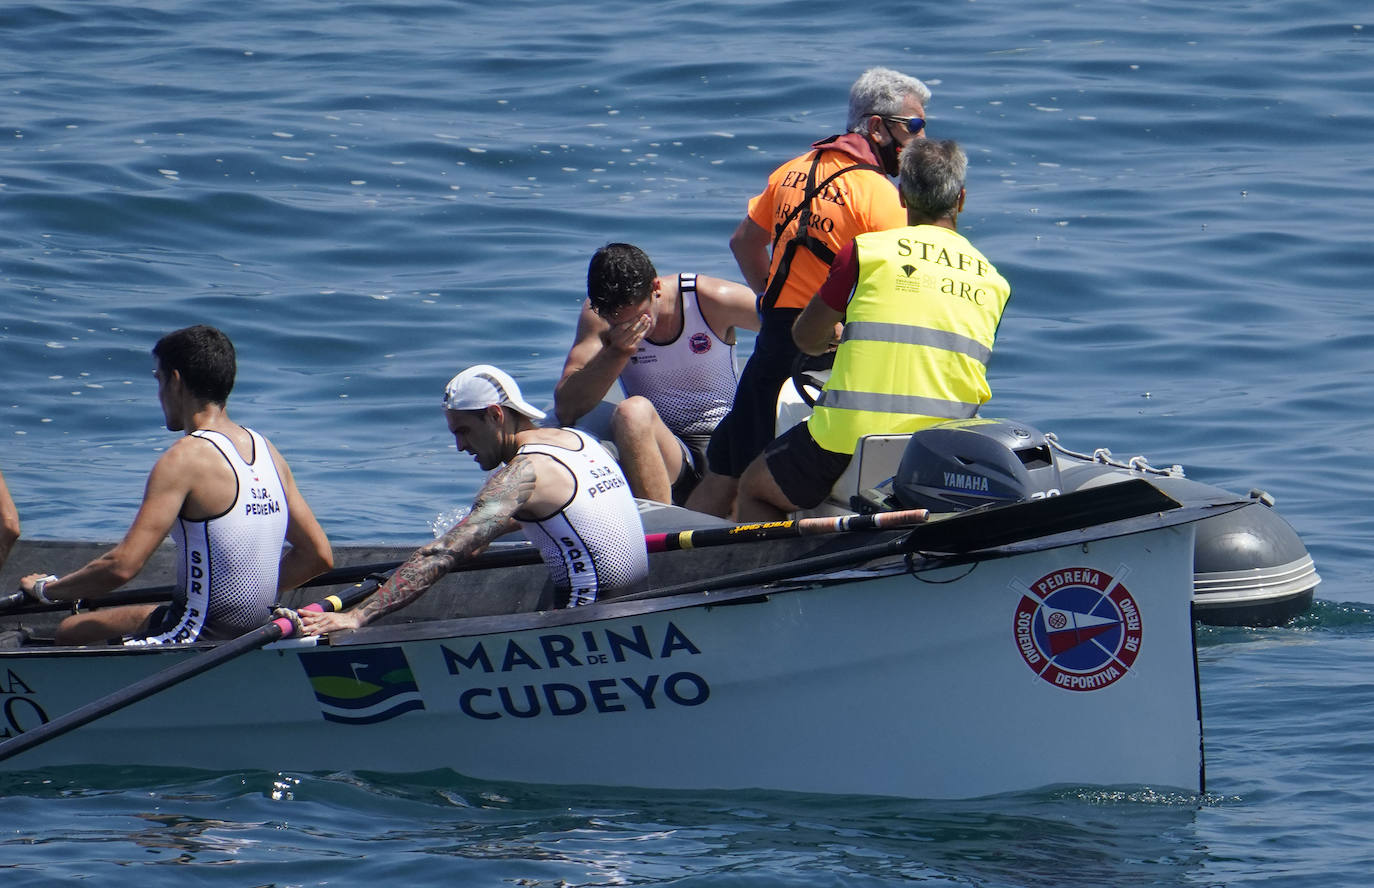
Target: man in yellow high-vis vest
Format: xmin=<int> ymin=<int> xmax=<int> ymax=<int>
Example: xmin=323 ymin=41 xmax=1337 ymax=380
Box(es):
xmin=687 ymin=68 xmax=932 ymax=519
xmin=736 ymin=139 xmax=1011 ymax=521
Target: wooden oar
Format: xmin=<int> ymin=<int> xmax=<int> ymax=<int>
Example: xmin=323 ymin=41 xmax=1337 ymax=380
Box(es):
xmin=0 ymin=576 xmax=389 ymax=765
xmin=644 ymin=508 xmax=927 ymax=553
xmin=616 ymin=535 xmax=912 ymax=603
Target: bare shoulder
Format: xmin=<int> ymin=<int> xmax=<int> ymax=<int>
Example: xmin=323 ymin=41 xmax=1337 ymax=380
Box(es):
xmin=505 ymin=431 xmax=581 ymax=519
xmin=152 ymin=427 xmax=253 ymax=495
xmin=152 ymin=430 xmax=246 ymax=517
xmin=698 ymin=274 xmax=754 ymax=303
xmin=514 ymin=427 xmax=584 ymax=451
xmin=694 ymin=274 xmax=761 ymax=333
xmin=159 ymin=432 xmax=224 ymax=470
xmin=510 ymin=429 xmax=586 ymax=484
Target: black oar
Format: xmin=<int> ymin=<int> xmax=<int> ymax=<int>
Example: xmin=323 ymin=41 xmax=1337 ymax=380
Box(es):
xmin=0 ymin=546 xmax=540 ymax=616
xmin=901 ymin=477 xmax=1182 ymax=554
xmin=616 ymin=478 xmax=1185 ymax=603
xmin=0 ymin=576 xmax=390 ymax=765
xmin=4 ymin=512 xmax=933 ymax=617
xmin=644 ymin=508 xmax=927 ymax=553
xmin=616 ymin=535 xmax=911 ymax=603
xmin=0 ymin=538 xmax=556 ymax=760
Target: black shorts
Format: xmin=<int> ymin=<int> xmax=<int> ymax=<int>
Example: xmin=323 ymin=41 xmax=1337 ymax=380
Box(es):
xmin=116 ymin=602 xmax=178 ymax=645
xmin=670 ymin=433 xmax=711 ymax=505
xmin=594 ymin=425 xmax=709 ymax=507
xmin=141 ymin=603 xmax=176 ymax=635
xmin=763 ymin=421 xmax=852 ymax=510
xmin=706 ymin=309 xmax=802 ymax=478
xmin=122 ymin=601 xmax=234 ymax=644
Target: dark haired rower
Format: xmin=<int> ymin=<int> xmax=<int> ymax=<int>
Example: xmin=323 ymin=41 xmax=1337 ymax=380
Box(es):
xmin=555 ymin=243 xmax=757 ymax=505
xmin=19 ymin=324 xmax=334 ymax=645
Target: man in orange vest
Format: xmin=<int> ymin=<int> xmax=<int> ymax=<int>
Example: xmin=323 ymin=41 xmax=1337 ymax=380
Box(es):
xmin=687 ymin=67 xmax=932 ymax=517
xmin=735 ymin=140 xmax=1011 ymax=521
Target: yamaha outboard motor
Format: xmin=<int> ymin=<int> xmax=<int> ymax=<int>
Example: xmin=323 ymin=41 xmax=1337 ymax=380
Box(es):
xmin=893 ymin=418 xmax=1062 ymax=512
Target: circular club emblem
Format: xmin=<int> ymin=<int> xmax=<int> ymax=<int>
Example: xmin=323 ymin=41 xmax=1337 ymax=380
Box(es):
xmin=1013 ymin=567 xmax=1142 ymax=692
xmin=688 ymin=332 xmax=712 ymax=354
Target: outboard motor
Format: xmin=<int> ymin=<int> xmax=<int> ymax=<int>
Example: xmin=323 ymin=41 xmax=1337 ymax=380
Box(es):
xmin=893 ymin=418 xmax=1062 ymax=512
xmin=886 ymin=418 xmax=1319 ymax=626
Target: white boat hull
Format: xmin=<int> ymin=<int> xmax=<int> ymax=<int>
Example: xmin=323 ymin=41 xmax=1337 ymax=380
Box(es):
xmin=0 ymin=523 xmax=1203 ymax=799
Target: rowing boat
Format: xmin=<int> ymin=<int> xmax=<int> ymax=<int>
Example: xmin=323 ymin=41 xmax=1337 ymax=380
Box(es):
xmin=0 ymin=482 xmax=1237 ymax=799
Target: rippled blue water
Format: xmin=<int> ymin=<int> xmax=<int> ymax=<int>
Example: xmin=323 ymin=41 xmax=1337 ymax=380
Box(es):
xmin=3 ymin=0 xmax=1374 ymax=884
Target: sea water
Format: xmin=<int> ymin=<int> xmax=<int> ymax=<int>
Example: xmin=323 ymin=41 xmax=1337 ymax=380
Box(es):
xmin=3 ymin=0 xmax=1374 ymax=884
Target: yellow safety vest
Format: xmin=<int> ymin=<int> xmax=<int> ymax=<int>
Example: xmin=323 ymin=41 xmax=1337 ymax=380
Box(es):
xmin=808 ymin=225 xmax=1012 ymax=454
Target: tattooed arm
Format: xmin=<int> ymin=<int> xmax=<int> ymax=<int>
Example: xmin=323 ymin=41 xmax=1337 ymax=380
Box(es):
xmin=299 ymin=456 xmax=538 ymax=636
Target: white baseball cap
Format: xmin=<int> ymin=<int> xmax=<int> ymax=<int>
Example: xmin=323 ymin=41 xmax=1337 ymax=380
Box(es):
xmin=442 ymin=364 xmax=546 ymax=421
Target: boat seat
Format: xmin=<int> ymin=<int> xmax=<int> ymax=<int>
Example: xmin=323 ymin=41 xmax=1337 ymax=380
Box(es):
xmin=774 ymin=367 xmax=912 ymax=518
xmin=805 ymin=434 xmax=912 ymax=517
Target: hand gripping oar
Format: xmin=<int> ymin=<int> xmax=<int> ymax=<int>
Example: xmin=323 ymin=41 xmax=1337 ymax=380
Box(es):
xmin=0 ymin=547 xmax=540 ymax=616
xmin=644 ymin=508 xmax=928 ymax=553
xmin=0 ymin=562 xmax=395 ymax=614
xmin=3 ymin=514 xmax=928 ymax=616
xmin=0 ymin=510 xmax=929 ymax=761
xmin=0 ymin=507 xmax=939 ymax=756
xmin=0 ymin=576 xmax=388 ymax=765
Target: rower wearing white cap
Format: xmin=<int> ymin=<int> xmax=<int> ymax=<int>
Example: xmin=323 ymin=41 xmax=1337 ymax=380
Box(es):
xmin=301 ymin=364 xmax=648 ymax=635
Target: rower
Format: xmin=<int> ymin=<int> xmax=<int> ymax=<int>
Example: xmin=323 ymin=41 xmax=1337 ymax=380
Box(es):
xmin=300 ymin=364 xmax=647 ymax=637
xmin=16 ymin=325 xmax=335 ymax=645
xmin=554 ymin=243 xmax=758 ymax=506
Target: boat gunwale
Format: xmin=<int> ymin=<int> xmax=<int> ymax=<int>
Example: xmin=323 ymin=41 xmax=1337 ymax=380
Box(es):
xmin=0 ymin=493 xmax=1246 ymax=657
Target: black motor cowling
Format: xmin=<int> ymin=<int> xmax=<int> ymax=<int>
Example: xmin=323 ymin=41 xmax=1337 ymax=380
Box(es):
xmin=892 ymin=418 xmax=1063 ymax=512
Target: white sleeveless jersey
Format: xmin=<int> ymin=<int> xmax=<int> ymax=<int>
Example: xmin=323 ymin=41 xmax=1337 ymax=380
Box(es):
xmin=126 ymin=428 xmax=289 ymax=645
xmin=516 ymin=428 xmax=648 ymax=607
xmin=620 ymin=273 xmax=739 ymax=437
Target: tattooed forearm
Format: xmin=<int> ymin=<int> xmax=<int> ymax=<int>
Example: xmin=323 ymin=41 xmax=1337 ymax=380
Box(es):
xmin=468 ymin=455 xmax=538 ymax=527
xmin=349 ymin=456 xmax=538 ymax=626
xmin=356 ymin=552 xmax=454 ymax=622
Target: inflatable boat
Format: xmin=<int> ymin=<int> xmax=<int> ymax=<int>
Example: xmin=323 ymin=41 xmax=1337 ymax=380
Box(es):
xmin=804 ymin=416 xmax=1319 ymax=627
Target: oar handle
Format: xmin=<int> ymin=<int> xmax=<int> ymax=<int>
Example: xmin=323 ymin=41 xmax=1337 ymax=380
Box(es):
xmin=272 ymin=575 xmax=385 ymax=638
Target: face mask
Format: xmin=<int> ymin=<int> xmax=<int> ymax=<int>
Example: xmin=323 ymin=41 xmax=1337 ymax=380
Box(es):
xmin=877 ymin=135 xmax=900 ymax=177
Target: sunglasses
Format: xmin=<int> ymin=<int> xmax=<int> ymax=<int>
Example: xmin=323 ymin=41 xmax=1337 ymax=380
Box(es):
xmin=880 ymin=115 xmax=925 ymax=135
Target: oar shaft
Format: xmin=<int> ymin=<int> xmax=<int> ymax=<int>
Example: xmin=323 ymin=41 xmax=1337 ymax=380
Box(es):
xmin=0 ymin=578 xmax=382 ymax=765
xmin=618 ymin=535 xmax=912 ymax=602
xmin=645 ymin=508 xmax=927 ymax=553
xmin=2 ymin=544 xmax=542 ymax=616
xmin=8 ymin=512 xmax=920 ymax=616
xmin=0 ymin=622 xmax=288 ymax=764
